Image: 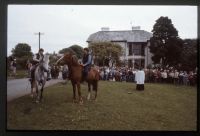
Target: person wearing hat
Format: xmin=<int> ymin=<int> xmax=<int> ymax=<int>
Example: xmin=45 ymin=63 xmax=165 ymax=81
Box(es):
xmin=29 ymin=48 xmax=51 ymax=82
xmin=80 ymin=47 xmax=93 ymax=82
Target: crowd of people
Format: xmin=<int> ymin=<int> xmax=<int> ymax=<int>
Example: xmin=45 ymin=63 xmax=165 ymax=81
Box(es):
xmin=19 ymin=56 xmax=199 ymax=87
xmin=11 ymin=47 xmax=197 ymax=87
xmin=96 ymin=66 xmax=197 ymax=86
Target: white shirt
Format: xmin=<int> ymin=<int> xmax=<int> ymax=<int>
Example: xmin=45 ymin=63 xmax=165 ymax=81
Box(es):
xmin=161 ymin=72 xmax=167 ymax=78
xmin=135 ymin=70 xmax=145 ymax=84
xmin=174 ymin=71 xmax=179 ymax=78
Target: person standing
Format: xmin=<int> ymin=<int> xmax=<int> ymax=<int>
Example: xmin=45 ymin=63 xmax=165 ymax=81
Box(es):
xmin=178 ymin=71 xmax=184 ymax=85
xmin=12 ymin=58 xmax=17 ymax=76
xmin=174 ymin=70 xmax=179 ymax=85
xmin=26 ymin=59 xmax=32 ymax=78
xmin=135 ymin=67 xmax=145 ymax=91
xmin=183 ymin=71 xmax=188 ymax=86
xmin=62 ymin=64 xmax=68 ymax=80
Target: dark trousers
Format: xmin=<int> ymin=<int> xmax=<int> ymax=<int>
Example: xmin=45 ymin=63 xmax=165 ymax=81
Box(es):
xmin=82 ymin=65 xmax=91 ymax=79
xmin=136 ymin=84 xmax=144 ymax=90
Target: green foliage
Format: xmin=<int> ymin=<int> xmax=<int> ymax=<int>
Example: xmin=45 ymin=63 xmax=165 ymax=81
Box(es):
xmin=10 ymin=43 xmax=33 ymax=70
xmin=88 ymin=42 xmax=122 ymax=66
xmin=59 ymin=47 xmax=76 ymax=55
xmin=49 ymin=53 xmax=59 ymax=66
xmin=180 ymin=39 xmax=197 ymax=71
xmin=59 ymin=44 xmax=83 ymax=59
xmin=11 ymin=43 xmax=33 ymax=58
xmin=149 ymin=16 xmax=183 ymax=67
xmin=16 ymin=56 xmax=32 ymax=69
xmin=69 ymin=45 xmax=83 ymax=59
xmin=7 ymin=69 xmax=27 ymax=79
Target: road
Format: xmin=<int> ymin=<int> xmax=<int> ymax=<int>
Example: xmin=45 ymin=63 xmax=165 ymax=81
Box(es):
xmin=7 ymin=73 xmax=64 ymax=102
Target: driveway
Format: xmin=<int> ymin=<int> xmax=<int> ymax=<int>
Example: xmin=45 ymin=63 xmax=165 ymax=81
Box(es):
xmin=7 ymin=73 xmax=64 ymax=102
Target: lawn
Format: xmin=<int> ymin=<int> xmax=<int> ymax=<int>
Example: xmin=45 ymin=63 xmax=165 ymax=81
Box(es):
xmin=7 ymin=69 xmax=28 ymax=79
xmin=7 ymin=81 xmax=197 ymax=130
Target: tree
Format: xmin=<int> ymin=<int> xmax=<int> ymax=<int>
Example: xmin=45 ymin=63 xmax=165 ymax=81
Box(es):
xmin=180 ymin=39 xmax=197 ymax=71
xmin=11 ymin=43 xmax=33 ymax=58
xmin=88 ymin=42 xmax=122 ymax=66
xmin=10 ymin=43 xmax=33 ymax=69
xmin=59 ymin=47 xmax=76 ymax=55
xmin=149 ymin=16 xmax=183 ymax=67
xmin=69 ymin=45 xmax=83 ymax=59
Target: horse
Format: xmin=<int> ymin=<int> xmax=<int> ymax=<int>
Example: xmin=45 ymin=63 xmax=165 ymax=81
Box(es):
xmin=56 ymin=53 xmax=100 ymax=104
xmin=30 ymin=54 xmax=50 ymax=103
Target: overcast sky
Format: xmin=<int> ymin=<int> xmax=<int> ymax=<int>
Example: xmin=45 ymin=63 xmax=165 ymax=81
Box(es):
xmin=7 ymin=5 xmax=197 ymax=56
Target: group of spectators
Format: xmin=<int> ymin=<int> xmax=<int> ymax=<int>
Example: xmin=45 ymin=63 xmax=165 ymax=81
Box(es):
xmin=25 ymin=60 xmax=197 ymax=87
xmin=144 ymin=68 xmax=197 ymax=86
xmin=97 ymin=66 xmax=197 ymax=86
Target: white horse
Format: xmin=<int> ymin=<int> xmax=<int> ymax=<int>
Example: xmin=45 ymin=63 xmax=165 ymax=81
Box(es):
xmin=30 ymin=54 xmax=50 ymax=103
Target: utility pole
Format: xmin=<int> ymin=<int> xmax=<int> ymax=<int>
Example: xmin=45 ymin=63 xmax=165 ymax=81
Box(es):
xmin=34 ymin=32 xmax=44 ymax=50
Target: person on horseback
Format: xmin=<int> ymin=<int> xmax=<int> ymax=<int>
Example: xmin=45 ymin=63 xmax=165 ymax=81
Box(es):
xmin=29 ymin=48 xmax=51 ymax=82
xmin=81 ymin=47 xmax=92 ymax=82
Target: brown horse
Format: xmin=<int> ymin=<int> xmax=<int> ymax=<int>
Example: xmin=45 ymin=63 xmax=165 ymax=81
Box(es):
xmin=56 ymin=53 xmax=99 ymax=104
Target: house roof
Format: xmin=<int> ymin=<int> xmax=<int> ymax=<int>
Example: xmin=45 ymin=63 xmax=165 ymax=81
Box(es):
xmin=87 ymin=30 xmax=152 ymax=43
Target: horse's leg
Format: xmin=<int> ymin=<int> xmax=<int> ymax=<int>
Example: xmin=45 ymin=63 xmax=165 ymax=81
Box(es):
xmin=30 ymin=81 xmax=34 ymax=98
xmin=93 ymin=81 xmax=98 ymax=101
xmin=87 ymin=82 xmax=91 ymax=101
xmin=35 ymin=82 xmax=40 ymax=103
xmin=77 ymin=82 xmax=83 ymax=105
xmin=40 ymin=84 xmax=44 ymax=102
xmin=72 ymin=82 xmax=77 ymax=103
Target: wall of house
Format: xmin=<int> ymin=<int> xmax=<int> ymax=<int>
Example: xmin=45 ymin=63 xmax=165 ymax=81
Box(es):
xmin=88 ymin=40 xmax=152 ymax=68
xmin=126 ymin=42 xmax=152 ymax=68
xmin=144 ymin=41 xmax=153 ymax=68
xmin=112 ymin=41 xmax=128 ymax=61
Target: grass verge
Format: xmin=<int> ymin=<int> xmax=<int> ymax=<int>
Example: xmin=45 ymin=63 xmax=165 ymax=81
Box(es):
xmin=7 ymin=81 xmax=197 ymax=130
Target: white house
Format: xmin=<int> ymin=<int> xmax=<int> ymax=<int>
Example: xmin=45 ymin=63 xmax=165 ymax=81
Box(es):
xmin=87 ymin=27 xmax=153 ymax=68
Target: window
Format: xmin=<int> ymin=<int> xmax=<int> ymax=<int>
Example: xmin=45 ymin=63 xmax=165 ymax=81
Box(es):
xmin=129 ymin=43 xmax=145 ymax=56
xmin=133 ymin=44 xmax=141 ymax=55
xmin=133 ymin=49 xmax=139 ymax=55
xmin=128 ymin=43 xmax=133 ymax=55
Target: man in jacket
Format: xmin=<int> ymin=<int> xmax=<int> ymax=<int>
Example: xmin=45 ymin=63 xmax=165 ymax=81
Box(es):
xmin=81 ymin=48 xmax=92 ymax=82
xmin=29 ymin=48 xmax=51 ymax=82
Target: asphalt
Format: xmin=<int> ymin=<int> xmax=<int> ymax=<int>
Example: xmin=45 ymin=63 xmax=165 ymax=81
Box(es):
xmin=7 ymin=73 xmax=64 ymax=102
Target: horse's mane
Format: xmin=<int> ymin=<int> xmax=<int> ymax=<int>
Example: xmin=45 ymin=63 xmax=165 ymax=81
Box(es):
xmin=64 ymin=53 xmax=79 ymax=66
xmin=71 ymin=55 xmax=79 ymax=65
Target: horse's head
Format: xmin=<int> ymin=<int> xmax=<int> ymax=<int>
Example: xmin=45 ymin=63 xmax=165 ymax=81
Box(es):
xmin=40 ymin=54 xmax=50 ymax=70
xmin=56 ymin=52 xmax=78 ymax=66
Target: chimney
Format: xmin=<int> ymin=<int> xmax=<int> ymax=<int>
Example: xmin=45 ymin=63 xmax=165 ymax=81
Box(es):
xmin=132 ymin=26 xmax=140 ymax=30
xmin=101 ymin=27 xmax=110 ymax=31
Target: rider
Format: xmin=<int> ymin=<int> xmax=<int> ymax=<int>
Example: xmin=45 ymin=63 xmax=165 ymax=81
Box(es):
xmin=81 ymin=47 xmax=93 ymax=82
xmin=29 ymin=48 xmax=51 ymax=82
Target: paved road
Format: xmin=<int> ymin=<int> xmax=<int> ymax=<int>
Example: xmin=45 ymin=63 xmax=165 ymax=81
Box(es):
xmin=7 ymin=73 xmax=64 ymax=102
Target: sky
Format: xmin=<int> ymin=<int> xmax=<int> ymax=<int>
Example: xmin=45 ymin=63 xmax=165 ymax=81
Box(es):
xmin=7 ymin=5 xmax=197 ymax=56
